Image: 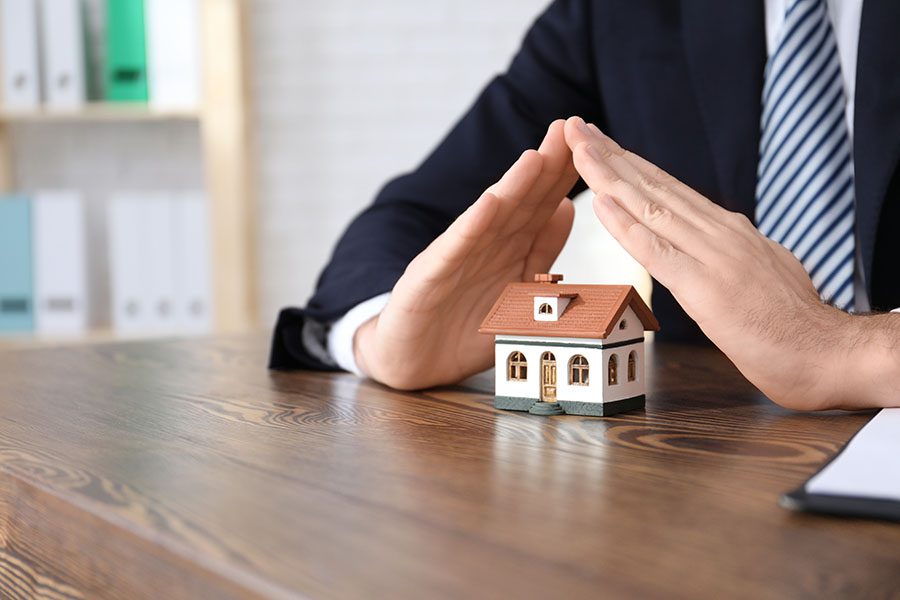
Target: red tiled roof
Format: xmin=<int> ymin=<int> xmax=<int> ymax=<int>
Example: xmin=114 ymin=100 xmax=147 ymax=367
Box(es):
xmin=478 ymin=282 xmax=659 ymax=339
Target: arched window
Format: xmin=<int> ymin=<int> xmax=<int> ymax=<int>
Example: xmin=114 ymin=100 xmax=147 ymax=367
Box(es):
xmin=507 ymin=351 xmax=527 ymax=381
xmin=619 ymin=319 xmax=627 ymax=330
xmin=538 ymin=303 xmax=553 ymax=315
xmin=628 ymin=351 xmax=637 ymax=382
xmin=608 ymin=354 xmax=618 ymax=386
xmin=569 ymin=355 xmax=589 ymax=385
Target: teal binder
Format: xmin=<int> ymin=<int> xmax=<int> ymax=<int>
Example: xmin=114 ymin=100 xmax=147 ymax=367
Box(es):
xmin=105 ymin=0 xmax=148 ymax=102
xmin=0 ymin=197 xmax=34 ymax=333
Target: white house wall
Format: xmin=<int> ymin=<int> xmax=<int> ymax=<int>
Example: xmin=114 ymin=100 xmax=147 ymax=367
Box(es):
xmin=494 ymin=334 xmax=645 ymax=404
xmin=602 ymin=306 xmax=643 ymax=344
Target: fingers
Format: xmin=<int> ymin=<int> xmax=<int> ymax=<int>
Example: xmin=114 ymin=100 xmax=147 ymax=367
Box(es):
xmin=563 ymin=116 xmax=756 ymax=241
xmin=486 ymin=148 xmax=544 ymax=216
xmin=523 ymin=197 xmax=576 ymax=277
xmin=571 ymin=140 xmax=720 ymax=261
xmin=496 ymin=119 xmax=579 ymax=236
xmin=593 ymin=193 xmax=702 ymax=294
xmin=399 ymin=190 xmax=499 ymax=297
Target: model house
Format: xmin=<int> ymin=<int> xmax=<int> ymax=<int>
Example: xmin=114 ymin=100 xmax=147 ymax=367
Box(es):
xmin=478 ymin=274 xmax=659 ymax=417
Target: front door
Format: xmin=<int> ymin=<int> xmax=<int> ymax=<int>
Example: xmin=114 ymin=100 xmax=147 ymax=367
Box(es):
xmin=540 ymin=352 xmax=557 ymax=402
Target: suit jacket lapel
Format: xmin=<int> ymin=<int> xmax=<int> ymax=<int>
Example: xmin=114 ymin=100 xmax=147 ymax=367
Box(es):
xmin=853 ymin=0 xmax=900 ymax=289
xmin=680 ymin=1 xmax=766 ymax=219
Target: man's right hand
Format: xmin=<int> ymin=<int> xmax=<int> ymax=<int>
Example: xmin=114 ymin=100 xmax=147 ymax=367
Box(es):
xmin=353 ymin=120 xmax=579 ymax=390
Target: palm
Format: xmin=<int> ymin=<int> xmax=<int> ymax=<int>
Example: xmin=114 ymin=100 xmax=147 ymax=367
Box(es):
xmin=358 ymin=121 xmax=579 ymax=389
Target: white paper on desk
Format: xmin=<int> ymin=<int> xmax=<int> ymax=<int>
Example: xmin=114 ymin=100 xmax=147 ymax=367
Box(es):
xmin=806 ymin=408 xmax=900 ymax=500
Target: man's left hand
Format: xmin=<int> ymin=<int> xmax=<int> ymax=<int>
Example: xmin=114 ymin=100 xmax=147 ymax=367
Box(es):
xmin=564 ymin=116 xmax=900 ymax=410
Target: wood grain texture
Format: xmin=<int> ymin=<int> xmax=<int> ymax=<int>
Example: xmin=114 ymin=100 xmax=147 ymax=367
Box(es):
xmin=0 ymin=335 xmax=896 ymax=598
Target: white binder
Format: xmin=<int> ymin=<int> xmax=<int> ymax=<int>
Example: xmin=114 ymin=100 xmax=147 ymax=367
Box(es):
xmin=172 ymin=193 xmax=212 ymax=334
xmin=109 ymin=195 xmax=150 ymax=333
xmin=39 ymin=0 xmax=86 ymax=108
xmin=145 ymin=0 xmax=201 ymax=109
xmin=32 ymin=191 xmax=88 ymax=334
xmin=0 ymin=0 xmax=41 ymax=107
xmin=143 ymin=195 xmax=177 ymax=331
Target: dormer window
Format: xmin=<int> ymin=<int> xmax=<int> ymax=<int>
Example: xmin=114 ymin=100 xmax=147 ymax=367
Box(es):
xmin=534 ymin=296 xmax=572 ymax=321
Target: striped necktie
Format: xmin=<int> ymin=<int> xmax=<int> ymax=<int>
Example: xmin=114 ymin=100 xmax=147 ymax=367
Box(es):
xmin=755 ymin=0 xmax=855 ymax=311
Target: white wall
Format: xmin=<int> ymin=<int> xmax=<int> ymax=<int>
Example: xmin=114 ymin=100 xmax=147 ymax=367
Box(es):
xmin=10 ymin=1 xmax=650 ymax=329
xmin=250 ymin=0 xmax=560 ymax=323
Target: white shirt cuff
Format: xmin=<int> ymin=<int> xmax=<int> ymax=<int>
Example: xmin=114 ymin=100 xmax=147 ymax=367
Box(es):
xmin=327 ymin=292 xmax=391 ymax=376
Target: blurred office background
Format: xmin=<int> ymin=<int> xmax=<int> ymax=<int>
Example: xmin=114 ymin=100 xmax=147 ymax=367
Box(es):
xmin=0 ymin=0 xmax=648 ymax=345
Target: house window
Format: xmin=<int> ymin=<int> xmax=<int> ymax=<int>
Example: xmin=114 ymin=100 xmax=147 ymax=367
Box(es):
xmin=569 ymin=355 xmax=589 ymax=385
xmin=507 ymin=351 xmax=527 ymax=381
xmin=608 ymin=354 xmax=618 ymax=385
xmin=628 ymin=351 xmax=637 ymax=382
xmin=619 ymin=319 xmax=627 ymax=330
xmin=538 ymin=303 xmax=553 ymax=315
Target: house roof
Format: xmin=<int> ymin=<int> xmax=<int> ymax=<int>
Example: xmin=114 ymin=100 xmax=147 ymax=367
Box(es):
xmin=478 ymin=280 xmax=659 ymax=339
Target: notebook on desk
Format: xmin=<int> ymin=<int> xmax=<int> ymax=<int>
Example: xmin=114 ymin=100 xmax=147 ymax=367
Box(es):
xmin=781 ymin=408 xmax=900 ymax=522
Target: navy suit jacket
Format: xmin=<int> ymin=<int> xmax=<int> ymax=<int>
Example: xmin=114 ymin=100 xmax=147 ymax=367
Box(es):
xmin=270 ymin=0 xmax=900 ymax=370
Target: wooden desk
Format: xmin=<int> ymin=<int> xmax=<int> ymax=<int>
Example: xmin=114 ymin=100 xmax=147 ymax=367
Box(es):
xmin=0 ymin=335 xmax=897 ymax=598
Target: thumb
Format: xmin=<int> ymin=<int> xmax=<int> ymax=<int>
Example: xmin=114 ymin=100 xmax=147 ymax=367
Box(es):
xmin=523 ymin=197 xmax=575 ymax=279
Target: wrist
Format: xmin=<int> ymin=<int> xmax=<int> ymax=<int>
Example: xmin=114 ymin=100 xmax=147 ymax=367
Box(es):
xmin=352 ymin=316 xmax=379 ymax=378
xmin=816 ymin=310 xmax=900 ymax=410
xmin=840 ymin=312 xmax=900 ymax=409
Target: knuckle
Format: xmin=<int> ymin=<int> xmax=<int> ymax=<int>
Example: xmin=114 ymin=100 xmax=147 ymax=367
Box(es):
xmin=637 ymin=171 xmax=665 ymax=193
xmin=728 ymin=211 xmax=755 ymax=231
xmin=641 ymin=201 xmax=670 ymax=225
xmin=652 ymin=166 xmax=674 ymax=183
xmin=598 ymin=163 xmax=622 ymax=184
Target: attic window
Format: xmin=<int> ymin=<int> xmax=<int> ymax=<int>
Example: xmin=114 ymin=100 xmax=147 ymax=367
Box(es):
xmin=539 ymin=303 xmax=553 ymax=315
xmin=619 ymin=319 xmax=627 ymax=330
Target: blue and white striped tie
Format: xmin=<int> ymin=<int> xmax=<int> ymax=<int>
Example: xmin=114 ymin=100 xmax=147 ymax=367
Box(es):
xmin=756 ymin=0 xmax=855 ymax=311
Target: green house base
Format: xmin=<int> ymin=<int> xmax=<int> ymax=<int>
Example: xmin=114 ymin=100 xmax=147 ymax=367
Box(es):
xmin=494 ymin=395 xmax=645 ymax=417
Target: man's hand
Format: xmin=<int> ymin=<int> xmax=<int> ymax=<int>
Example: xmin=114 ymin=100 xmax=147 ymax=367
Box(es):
xmin=564 ymin=116 xmax=900 ymax=411
xmin=354 ymin=120 xmax=579 ymax=390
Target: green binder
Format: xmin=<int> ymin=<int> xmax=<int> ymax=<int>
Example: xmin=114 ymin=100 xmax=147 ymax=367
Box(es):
xmin=0 ymin=197 xmax=34 ymax=333
xmin=105 ymin=0 xmax=148 ymax=102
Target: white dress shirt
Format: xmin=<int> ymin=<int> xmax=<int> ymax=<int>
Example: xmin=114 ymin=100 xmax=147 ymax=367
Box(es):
xmin=324 ymin=0 xmax=873 ymax=374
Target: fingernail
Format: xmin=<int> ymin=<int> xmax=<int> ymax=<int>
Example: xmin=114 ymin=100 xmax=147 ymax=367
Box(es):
xmin=591 ymin=124 xmax=623 ymax=153
xmin=575 ymin=116 xmax=591 ymax=134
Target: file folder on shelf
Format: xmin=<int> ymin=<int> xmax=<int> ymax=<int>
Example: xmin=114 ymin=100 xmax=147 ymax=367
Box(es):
xmin=109 ymin=193 xmax=213 ymax=335
xmin=40 ymin=0 xmax=87 ymax=108
xmin=172 ymin=193 xmax=211 ymax=333
xmin=0 ymin=0 xmax=41 ymax=108
xmin=32 ymin=191 xmax=88 ymax=334
xmin=0 ymin=197 xmax=34 ymax=333
xmin=143 ymin=195 xmax=177 ymax=331
xmin=108 ymin=195 xmax=149 ymax=332
xmin=105 ymin=0 xmax=148 ymax=102
xmin=145 ymin=0 xmax=201 ymax=109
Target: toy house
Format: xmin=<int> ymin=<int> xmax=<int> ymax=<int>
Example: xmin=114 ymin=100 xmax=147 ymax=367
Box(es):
xmin=478 ymin=274 xmax=659 ymax=417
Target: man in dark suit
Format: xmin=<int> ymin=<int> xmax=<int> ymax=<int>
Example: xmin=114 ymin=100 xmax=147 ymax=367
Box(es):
xmin=270 ymin=1 xmax=900 ymax=410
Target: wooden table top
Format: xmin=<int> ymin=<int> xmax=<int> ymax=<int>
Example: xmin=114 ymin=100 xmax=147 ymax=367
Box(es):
xmin=0 ymin=334 xmax=897 ymax=599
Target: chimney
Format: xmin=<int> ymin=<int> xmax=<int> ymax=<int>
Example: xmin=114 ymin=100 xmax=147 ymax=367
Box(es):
xmin=534 ymin=273 xmax=563 ymax=284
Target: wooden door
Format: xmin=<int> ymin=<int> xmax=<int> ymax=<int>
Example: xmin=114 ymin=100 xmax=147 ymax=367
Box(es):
xmin=540 ymin=352 xmax=557 ymax=402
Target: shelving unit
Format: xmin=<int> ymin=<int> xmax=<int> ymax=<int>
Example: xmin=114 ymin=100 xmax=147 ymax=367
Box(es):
xmin=0 ymin=0 xmax=258 ymax=340
xmin=0 ymin=104 xmax=201 ymax=122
